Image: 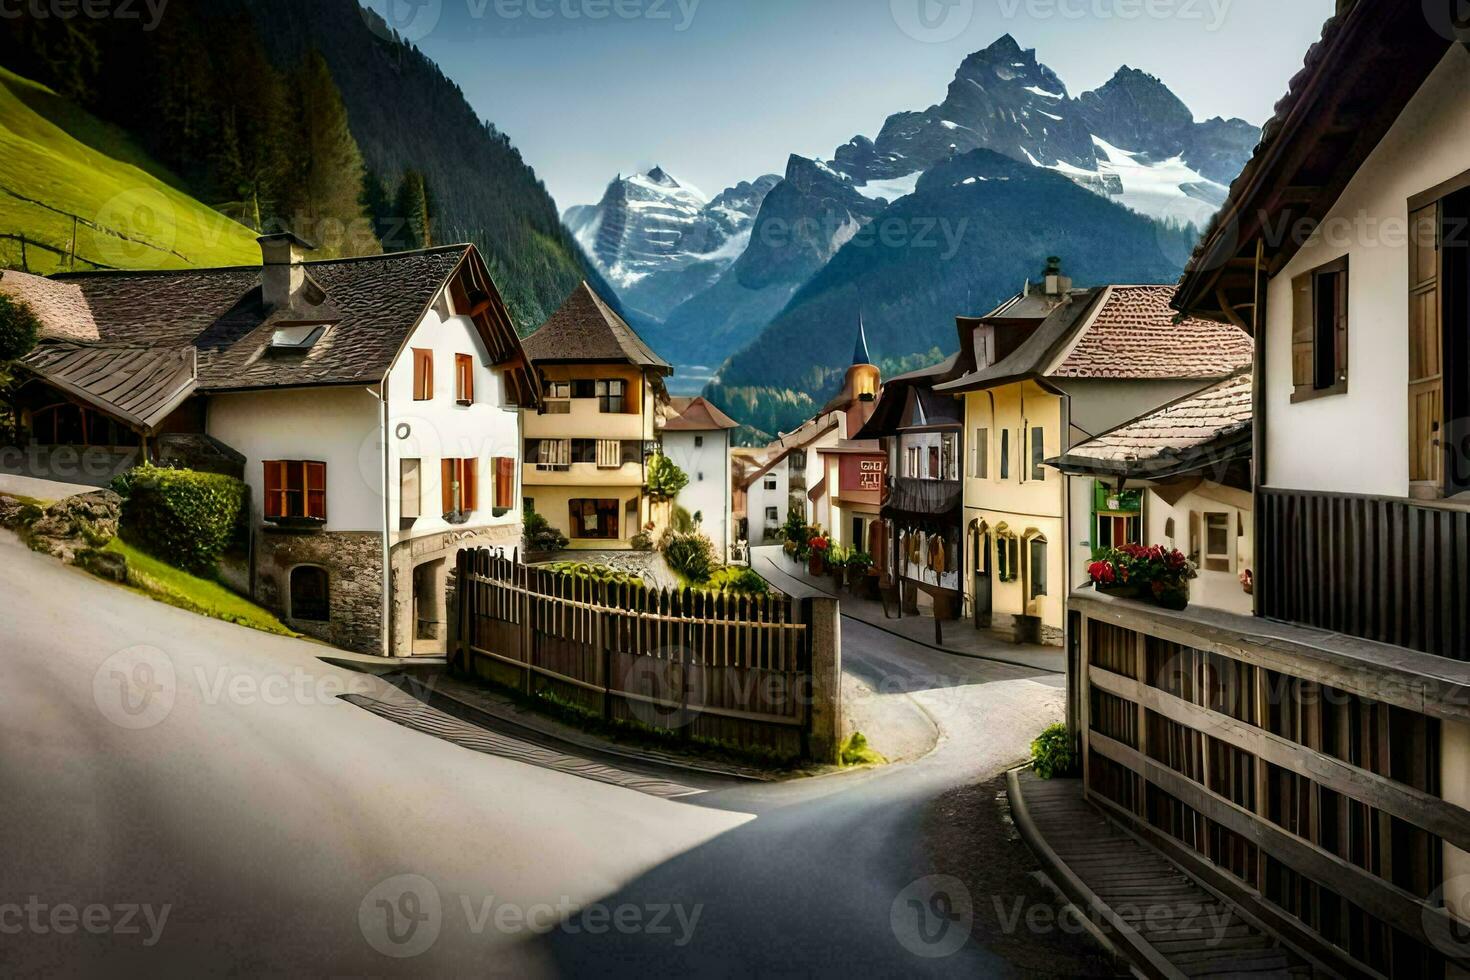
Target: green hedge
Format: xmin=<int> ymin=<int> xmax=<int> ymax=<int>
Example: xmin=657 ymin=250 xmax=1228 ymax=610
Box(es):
xmin=114 ymin=462 xmax=247 ymax=575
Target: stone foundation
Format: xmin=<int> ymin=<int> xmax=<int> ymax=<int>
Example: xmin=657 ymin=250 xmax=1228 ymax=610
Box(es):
xmin=255 ymin=530 xmax=385 ymax=655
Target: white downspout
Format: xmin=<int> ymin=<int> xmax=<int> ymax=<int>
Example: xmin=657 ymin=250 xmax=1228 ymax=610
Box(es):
xmin=379 ymin=379 xmax=393 ymax=659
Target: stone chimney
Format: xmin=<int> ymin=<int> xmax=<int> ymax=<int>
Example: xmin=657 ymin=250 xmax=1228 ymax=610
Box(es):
xmin=1042 ymin=255 xmax=1072 ymax=296
xmin=258 ymin=232 xmax=317 ymax=310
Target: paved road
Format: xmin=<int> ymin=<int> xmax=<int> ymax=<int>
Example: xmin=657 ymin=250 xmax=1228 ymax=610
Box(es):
xmin=0 ymin=532 xmax=1064 ymax=975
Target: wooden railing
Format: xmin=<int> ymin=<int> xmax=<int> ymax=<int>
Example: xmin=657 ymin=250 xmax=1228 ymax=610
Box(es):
xmin=1259 ymin=487 xmax=1470 ymax=662
xmin=453 ymin=549 xmax=832 ymax=761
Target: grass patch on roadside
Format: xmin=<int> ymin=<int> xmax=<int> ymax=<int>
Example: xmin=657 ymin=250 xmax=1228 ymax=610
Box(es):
xmin=102 ymin=539 xmax=296 ymax=637
xmin=840 ymin=732 xmax=887 ymax=767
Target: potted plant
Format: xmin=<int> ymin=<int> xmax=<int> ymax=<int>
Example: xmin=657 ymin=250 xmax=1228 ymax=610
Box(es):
xmin=826 ymin=545 xmax=849 ymax=589
xmin=808 ymin=534 xmax=829 ymax=576
xmin=1088 ymin=544 xmax=1197 ymax=611
xmin=846 ymin=550 xmax=874 ymax=592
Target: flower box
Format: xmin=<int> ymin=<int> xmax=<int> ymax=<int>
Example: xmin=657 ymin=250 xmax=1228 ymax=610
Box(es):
xmin=1089 ymin=545 xmax=1197 ymax=612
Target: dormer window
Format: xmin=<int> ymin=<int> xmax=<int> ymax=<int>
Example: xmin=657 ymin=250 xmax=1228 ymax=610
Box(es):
xmin=269 ymin=324 xmax=329 ymax=353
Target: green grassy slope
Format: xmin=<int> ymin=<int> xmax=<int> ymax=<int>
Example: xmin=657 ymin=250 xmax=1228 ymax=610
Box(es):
xmin=0 ymin=66 xmax=260 ymax=275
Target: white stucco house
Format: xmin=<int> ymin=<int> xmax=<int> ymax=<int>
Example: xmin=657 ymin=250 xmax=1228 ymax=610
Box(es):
xmin=3 ymin=234 xmax=539 ymax=657
xmin=659 ymin=396 xmax=739 ymax=560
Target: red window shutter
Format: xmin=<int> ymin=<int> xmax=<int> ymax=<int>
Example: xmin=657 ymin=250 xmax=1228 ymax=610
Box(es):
xmin=441 ymin=459 xmax=454 ymax=514
xmin=495 ymin=457 xmax=514 ymax=509
xmin=306 ymin=462 xmax=327 ymax=521
xmin=461 ymin=459 xmax=478 ymax=512
xmin=264 ymin=461 xmax=283 ymax=519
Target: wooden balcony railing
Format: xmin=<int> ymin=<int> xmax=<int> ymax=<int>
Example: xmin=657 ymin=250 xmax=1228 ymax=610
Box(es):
xmin=1259 ymin=487 xmax=1470 ymax=662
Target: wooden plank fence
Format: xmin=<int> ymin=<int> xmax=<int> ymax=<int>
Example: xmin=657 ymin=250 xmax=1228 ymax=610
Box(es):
xmin=452 ymin=549 xmax=839 ymax=762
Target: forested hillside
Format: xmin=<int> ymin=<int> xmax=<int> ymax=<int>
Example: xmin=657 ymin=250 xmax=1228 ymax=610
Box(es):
xmin=0 ymin=0 xmax=603 ymax=329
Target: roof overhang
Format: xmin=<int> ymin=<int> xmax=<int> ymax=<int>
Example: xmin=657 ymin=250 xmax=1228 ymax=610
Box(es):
xmin=1173 ymin=0 xmax=1454 ymax=326
xmin=1047 ymin=428 xmax=1252 ymax=485
xmin=21 ymin=343 xmax=199 ymax=434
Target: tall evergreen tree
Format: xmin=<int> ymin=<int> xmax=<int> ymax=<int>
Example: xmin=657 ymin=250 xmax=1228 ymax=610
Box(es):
xmin=284 ymin=51 xmax=380 ymax=257
xmin=392 ymin=170 xmax=433 ymax=251
xmin=210 ymin=23 xmax=289 ymax=231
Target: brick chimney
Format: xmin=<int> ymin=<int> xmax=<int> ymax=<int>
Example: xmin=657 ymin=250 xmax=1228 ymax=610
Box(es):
xmin=258 ymin=232 xmax=317 ymax=311
xmin=1042 ymin=255 xmax=1072 ymax=297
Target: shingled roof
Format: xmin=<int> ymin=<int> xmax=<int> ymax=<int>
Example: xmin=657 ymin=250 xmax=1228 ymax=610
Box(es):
xmin=663 ymin=396 xmax=739 ymax=431
xmin=2 ymin=246 xmax=477 ymax=392
xmin=25 ymin=343 xmax=199 ymax=432
xmin=1047 ymin=371 xmax=1253 ymax=481
xmin=521 ymin=282 xmax=670 ymax=373
xmin=937 ymin=285 xmax=1250 ymax=393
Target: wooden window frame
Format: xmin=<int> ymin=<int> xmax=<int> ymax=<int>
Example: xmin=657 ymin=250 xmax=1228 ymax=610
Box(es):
xmin=454 ymin=353 xmax=475 ymax=405
xmin=1026 ymin=532 xmax=1048 ymax=600
xmin=569 ymin=498 xmax=620 ymax=540
xmin=493 ymin=457 xmax=514 ymax=513
xmin=974 ymin=427 xmax=989 ymax=479
xmin=1202 ymin=511 xmax=1234 ymax=573
xmin=597 ymin=378 xmax=628 ymax=414
xmin=1290 ymin=256 xmax=1349 ymax=403
xmin=412 ymin=349 xmax=434 ymax=401
xmin=264 ymin=460 xmax=327 ymax=524
xmin=1030 ymin=425 xmax=1047 ymax=481
xmin=440 ymin=458 xmax=478 ymax=516
xmin=400 ymin=458 xmax=422 ymax=521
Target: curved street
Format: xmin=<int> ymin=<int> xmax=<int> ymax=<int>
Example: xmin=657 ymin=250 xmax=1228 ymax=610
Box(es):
xmin=0 ymin=530 xmax=1065 ymax=976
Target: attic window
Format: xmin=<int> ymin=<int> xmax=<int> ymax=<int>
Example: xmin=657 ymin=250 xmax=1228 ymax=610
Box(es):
xmin=269 ymin=324 xmax=329 ymax=352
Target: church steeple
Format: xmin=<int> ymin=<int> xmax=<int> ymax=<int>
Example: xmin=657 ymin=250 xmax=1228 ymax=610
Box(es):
xmin=852 ymin=315 xmax=873 ymax=367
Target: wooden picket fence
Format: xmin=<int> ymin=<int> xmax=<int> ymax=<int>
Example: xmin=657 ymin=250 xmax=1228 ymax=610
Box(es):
xmin=452 ymin=549 xmax=820 ymax=760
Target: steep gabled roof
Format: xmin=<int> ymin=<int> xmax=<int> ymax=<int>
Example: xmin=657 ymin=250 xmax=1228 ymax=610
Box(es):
xmin=1049 ymin=286 xmax=1253 ymax=379
xmin=663 ymin=396 xmax=739 ymax=431
xmin=1048 ymin=371 xmax=1252 ymax=481
xmin=937 ymin=285 xmax=1250 ymax=394
xmin=5 ymin=246 xmax=477 ymax=392
xmin=521 ymin=281 xmax=670 ymax=372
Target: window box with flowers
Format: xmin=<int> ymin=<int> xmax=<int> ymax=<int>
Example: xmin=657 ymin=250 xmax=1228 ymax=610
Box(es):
xmin=807 ymin=534 xmax=830 ymax=576
xmin=1088 ymin=544 xmax=1197 ymax=611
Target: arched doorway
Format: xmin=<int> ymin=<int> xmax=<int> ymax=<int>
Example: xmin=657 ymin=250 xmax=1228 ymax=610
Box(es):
xmin=970 ymin=520 xmax=992 ymax=629
xmin=412 ymin=557 xmax=448 ymax=655
xmin=290 ymin=566 xmax=330 ymax=622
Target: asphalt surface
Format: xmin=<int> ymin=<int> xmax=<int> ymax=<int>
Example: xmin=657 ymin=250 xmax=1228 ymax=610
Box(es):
xmin=0 ymin=531 xmax=1064 ymax=976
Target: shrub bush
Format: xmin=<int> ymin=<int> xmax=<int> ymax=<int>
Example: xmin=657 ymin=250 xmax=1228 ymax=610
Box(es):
xmin=523 ymin=507 xmax=568 ymax=553
xmin=645 ymin=455 xmax=689 ymax=501
xmin=1030 ymin=723 xmax=1079 ymax=779
xmin=705 ymin=566 xmax=771 ymax=596
xmin=0 ymin=292 xmax=40 ymax=362
xmin=664 ymin=531 xmax=717 ymax=583
xmin=116 ymin=462 xmax=246 ymax=575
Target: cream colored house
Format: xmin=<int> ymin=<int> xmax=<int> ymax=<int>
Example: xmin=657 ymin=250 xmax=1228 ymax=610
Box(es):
xmin=936 ymin=276 xmax=1251 ymax=644
xmin=520 ymin=283 xmax=670 ymax=549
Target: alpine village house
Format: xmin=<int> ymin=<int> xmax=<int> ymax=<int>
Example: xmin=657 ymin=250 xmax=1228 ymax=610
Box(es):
xmin=1 ymin=235 xmax=539 ymax=658
xmin=1066 ymin=4 xmax=1470 ymax=975
xmin=518 ymin=282 xmax=671 ymax=550
xmin=933 ymin=269 xmax=1253 ymax=646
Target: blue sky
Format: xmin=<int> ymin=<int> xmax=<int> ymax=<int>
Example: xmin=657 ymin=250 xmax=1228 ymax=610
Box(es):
xmin=365 ymin=0 xmax=1335 ymax=212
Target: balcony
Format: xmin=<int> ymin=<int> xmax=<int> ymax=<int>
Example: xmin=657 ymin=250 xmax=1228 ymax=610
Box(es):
xmin=1258 ymin=487 xmax=1470 ymax=662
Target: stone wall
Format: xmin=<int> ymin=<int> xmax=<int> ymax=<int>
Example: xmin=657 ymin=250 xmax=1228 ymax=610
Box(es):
xmin=255 ymin=530 xmax=385 ymax=655
xmin=388 ymin=523 xmax=521 ymax=658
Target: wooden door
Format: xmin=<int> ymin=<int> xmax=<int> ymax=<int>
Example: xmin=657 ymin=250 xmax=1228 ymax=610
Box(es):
xmin=1408 ymin=203 xmax=1443 ymax=495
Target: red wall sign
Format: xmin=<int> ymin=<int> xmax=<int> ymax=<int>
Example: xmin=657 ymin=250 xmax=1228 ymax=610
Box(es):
xmin=839 ymin=455 xmax=887 ymax=493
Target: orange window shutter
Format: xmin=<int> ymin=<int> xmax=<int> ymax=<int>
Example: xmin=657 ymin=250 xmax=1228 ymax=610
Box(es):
xmin=441 ymin=459 xmax=454 ymax=514
xmin=496 ymin=457 xmax=514 ymax=509
xmin=414 ymin=349 xmax=433 ymax=400
xmin=462 ymin=459 xmax=478 ymax=512
xmin=307 ymin=462 xmax=327 ymax=521
xmin=457 ymin=354 xmax=475 ymax=402
xmin=264 ymin=462 xmax=283 ymax=518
